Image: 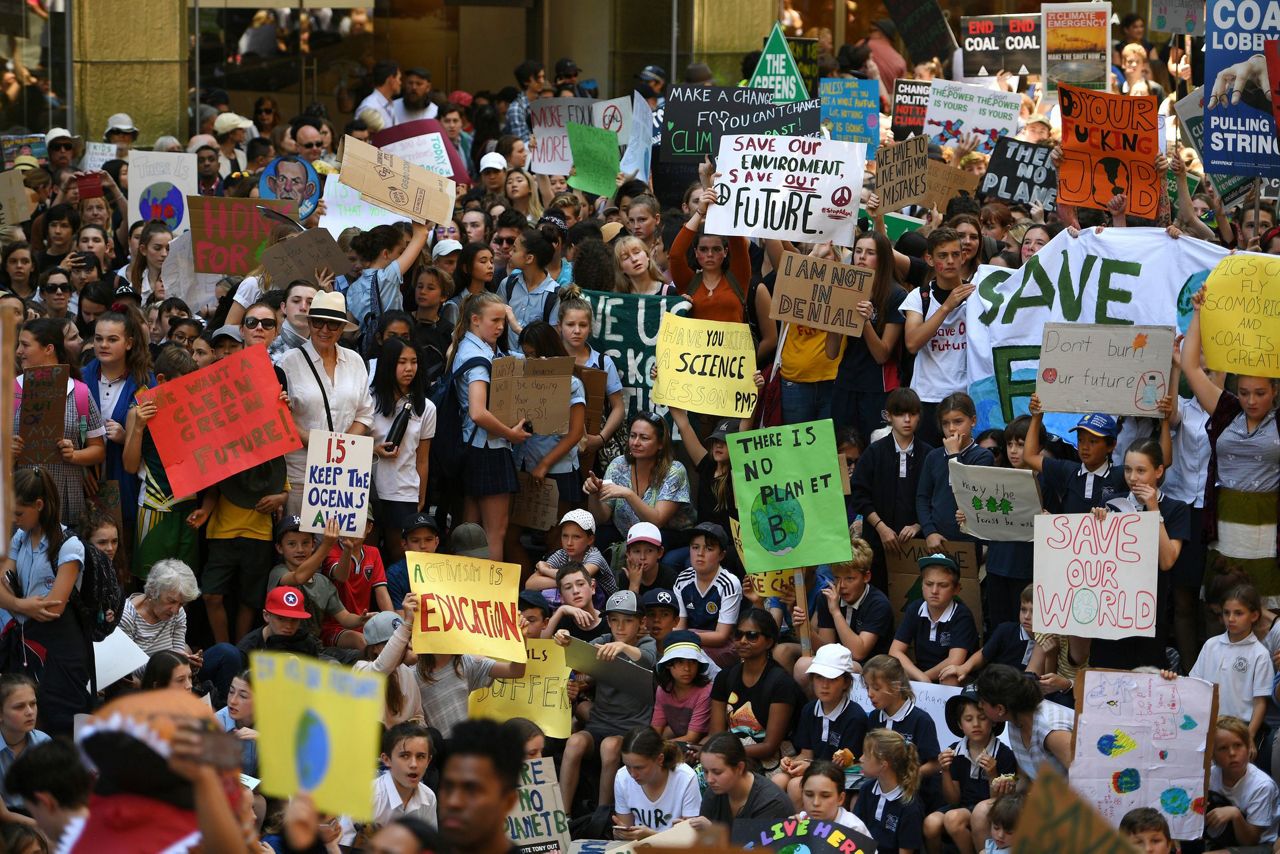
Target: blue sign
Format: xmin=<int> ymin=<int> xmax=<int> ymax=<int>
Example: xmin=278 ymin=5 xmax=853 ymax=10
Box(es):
xmin=818 ymin=78 xmax=880 ymax=156
xmin=1203 ymin=0 xmax=1280 ymax=177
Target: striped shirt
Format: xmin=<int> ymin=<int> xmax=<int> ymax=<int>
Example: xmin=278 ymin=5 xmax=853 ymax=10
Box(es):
xmin=119 ymin=594 xmax=187 ymax=656
xmin=674 ymin=567 xmax=742 ymax=631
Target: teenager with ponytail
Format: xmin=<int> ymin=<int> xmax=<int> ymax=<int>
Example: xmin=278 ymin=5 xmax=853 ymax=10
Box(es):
xmin=852 ymin=729 xmax=925 ymax=853
xmin=612 ymin=726 xmax=701 ymax=839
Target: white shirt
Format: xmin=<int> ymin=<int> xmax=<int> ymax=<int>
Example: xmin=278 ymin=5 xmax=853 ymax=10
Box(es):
xmin=901 ymin=286 xmax=967 ymax=403
xmin=1166 ymin=395 xmax=1210 ymax=507
xmin=371 ymin=770 xmax=437 ymax=829
xmin=613 ymin=762 xmax=700 ymax=831
xmin=1210 ymin=764 xmax=1280 ymax=842
xmin=391 ymin=99 xmax=439 ymax=124
xmin=1190 ymin=632 xmax=1274 ymax=721
xmin=1006 ymin=700 xmax=1074 ymax=780
xmin=357 ymin=90 xmax=397 ymax=130
xmin=232 ymin=275 xmax=263 ymax=310
xmin=371 ymin=399 xmax=438 ymax=503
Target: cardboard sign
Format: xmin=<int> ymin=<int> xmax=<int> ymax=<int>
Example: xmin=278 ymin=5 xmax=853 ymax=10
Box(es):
xmin=1033 ymin=512 xmax=1160 ymax=639
xmin=338 ymin=135 xmax=456 ymax=226
xmin=573 ymin=366 xmax=607 ymax=436
xmin=373 ymin=118 xmax=472 ymax=185
xmin=258 ymin=156 xmax=321 ymax=219
xmin=706 ymin=134 xmax=866 ymax=245
xmin=528 ymin=97 xmax=594 ymax=175
xmin=582 ymin=289 xmax=691 ymax=422
xmin=1071 ymin=668 xmax=1216 ymax=838
xmin=489 ymin=356 xmax=574 ymax=435
xmin=728 ymin=419 xmax=853 ymax=573
xmin=512 ymin=472 xmax=560 ymax=531
xmin=925 ymin=79 xmax=1022 ymax=155
xmin=786 ymin=36 xmax=820 ymax=100
xmin=17 ymin=365 xmax=70 ymax=465
xmin=187 ymin=196 xmax=296 ymax=275
xmin=0 ymin=169 xmax=30 ymax=228
xmin=662 ymin=86 xmax=820 ymax=162
xmin=74 ymin=172 xmax=103 ymax=200
xmin=469 ymin=639 xmax=573 ymax=738
xmin=736 ymin=818 xmax=875 ymax=852
xmin=260 ymin=227 xmax=351 ymax=288
xmin=892 ymin=79 xmax=932 ymax=141
xmin=1173 ymin=88 xmax=1256 ymax=209
xmin=1204 ymin=0 xmax=1280 ymax=178
xmin=506 ymin=758 xmax=571 ymax=854
xmin=160 ymin=231 xmax=222 ymax=317
xmin=408 ymin=552 xmax=524 ymax=662
xmin=1036 ymin=323 xmax=1175 ymax=415
xmin=251 ymin=651 xmax=384 ymax=822
xmin=563 ymin=637 xmax=654 ymax=701
xmin=748 ymin=23 xmax=810 ymax=104
xmin=961 ymin=14 xmax=1043 ymax=77
xmin=875 ymin=134 xmax=930 ymax=212
xmin=742 ymin=569 xmax=797 ymax=601
xmin=0 ymin=311 xmax=16 ymax=556
xmin=851 ymin=673 xmax=961 ymax=750
xmin=885 ymin=537 xmax=983 ymax=629
xmin=317 ymin=175 xmax=407 ymax=238
xmin=979 ymin=137 xmax=1059 ymax=211
xmin=128 ymin=151 xmax=198 ymax=234
xmin=136 ymin=347 xmax=301 ymax=498
xmin=590 ymin=95 xmax=631 ymax=143
xmin=566 ymin=122 xmax=621 ymax=199
xmin=79 ymin=141 xmax=115 ymax=173
xmin=1151 ymin=0 xmax=1205 ymax=35
xmin=1 ymin=134 xmax=46 ymax=170
xmin=300 ymin=431 xmax=373 ymax=536
xmin=818 ymin=78 xmax=880 ymax=154
xmin=949 ymin=460 xmax=1043 ymax=542
xmin=922 ymin=160 xmax=980 ymax=213
xmin=653 ymin=314 xmax=758 ymax=419
xmin=884 ymin=0 xmax=959 ymax=68
xmin=770 ymin=250 xmax=872 ymax=337
xmin=1014 ymin=766 xmax=1135 ymax=853
xmin=1058 ymin=84 xmax=1161 ymax=219
xmin=1201 ymin=254 xmax=1280 ymax=378
xmin=1042 ymin=3 xmax=1112 ymax=95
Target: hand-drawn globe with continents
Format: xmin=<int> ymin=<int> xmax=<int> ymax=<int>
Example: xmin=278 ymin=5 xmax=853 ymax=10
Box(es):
xmin=139 ymin=182 xmax=184 ymax=230
xmin=294 ymin=708 xmax=330 ymax=789
xmin=750 ymin=490 xmax=804 ymax=556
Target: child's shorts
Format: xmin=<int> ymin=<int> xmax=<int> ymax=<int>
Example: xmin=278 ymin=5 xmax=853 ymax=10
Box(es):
xmin=321 ymin=622 xmax=364 ymax=647
xmin=203 ymin=537 xmax=276 ymax=607
xmin=464 ymin=446 xmax=518 ymax=497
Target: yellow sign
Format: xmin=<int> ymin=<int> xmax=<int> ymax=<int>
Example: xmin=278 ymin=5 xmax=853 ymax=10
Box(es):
xmin=251 ymin=652 xmax=384 ymax=822
xmin=652 ymin=314 xmax=758 ymax=418
xmin=408 ymin=552 xmax=525 ymax=663
xmin=742 ymin=569 xmax=797 ymax=601
xmin=468 ymin=639 xmax=573 ymax=738
xmin=1200 ymin=255 xmax=1280 ymax=379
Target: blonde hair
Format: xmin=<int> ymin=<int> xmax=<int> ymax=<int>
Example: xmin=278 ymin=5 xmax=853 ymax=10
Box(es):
xmin=861 ymin=654 xmax=914 ymax=701
xmin=506 ymin=168 xmax=544 ymax=220
xmin=1215 ymin=716 xmax=1256 ymax=760
xmin=446 ymin=291 xmax=505 ymax=373
xmin=612 ymin=236 xmax=664 ymax=293
xmin=863 ymin=729 xmax=921 ymax=801
xmin=831 ymin=530 xmax=873 ymax=575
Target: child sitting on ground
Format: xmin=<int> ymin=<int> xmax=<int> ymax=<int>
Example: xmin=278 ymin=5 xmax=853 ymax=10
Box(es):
xmin=890 ymin=553 xmax=979 ymax=685
xmin=1120 ymin=807 xmax=1176 ymax=854
xmin=529 ymin=509 xmax=614 ymax=605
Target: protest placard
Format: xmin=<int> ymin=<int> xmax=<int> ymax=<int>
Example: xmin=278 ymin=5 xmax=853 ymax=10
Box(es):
xmin=1071 ymin=668 xmax=1216 ymax=837
xmin=742 ymin=569 xmax=797 ymax=600
xmin=1036 ymin=323 xmax=1176 ymax=416
xmin=251 ymin=651 xmax=383 ymax=822
xmin=770 ymin=250 xmax=872 ymax=337
xmin=925 ymin=79 xmax=1022 ymax=155
xmin=892 ymin=79 xmax=932 ymax=141
xmin=506 ymin=758 xmax=571 ymax=854
xmin=661 ymin=86 xmax=819 ymax=162
xmin=735 ymin=818 xmax=876 ymax=851
xmin=706 ymin=134 xmax=866 ymax=245
xmin=563 ymin=637 xmax=654 ymax=701
xmin=883 ymin=0 xmax=959 ymax=69
xmin=573 ymin=365 xmax=606 ymax=436
xmin=1034 ymin=512 xmax=1159 ymax=639
xmin=923 ymin=160 xmax=981 ymax=213
xmin=1058 ymin=84 xmax=1161 ymax=219
xmin=1015 ymin=766 xmax=1135 ymax=853
xmin=949 ymin=461 xmax=1043 ymax=542
xmin=1200 ymin=254 xmax=1280 ymax=378
xmin=512 ymin=472 xmax=559 ymax=531
xmin=187 ymin=196 xmax=295 ymax=275
xmin=1204 ymin=0 xmax=1280 ymax=178
xmin=591 ymin=95 xmax=631 ymax=143
xmin=258 ymin=156 xmax=321 ymax=219
xmin=875 ymin=135 xmax=930 ymax=212
xmin=748 ymin=23 xmax=810 ymax=104
xmin=317 ymin=175 xmax=407 ymax=238
xmin=582 ymin=289 xmax=690 ymax=421
xmin=885 ymin=537 xmax=983 ymax=628
xmin=818 ymin=78 xmax=879 ymax=154
xmin=160 ymin=231 xmax=221 ymax=317
xmin=136 ymin=346 xmax=300 ymax=498
xmin=79 ymin=142 xmax=115 ymax=173
xmin=408 ymin=552 xmax=524 ymax=662
xmin=620 ymin=93 xmax=653 ymax=182
xmin=489 ymin=356 xmax=574 ymax=435
xmin=961 ymin=14 xmax=1043 ymax=77
xmin=373 ymin=118 xmax=471 ymax=185
xmin=851 ymin=674 xmax=960 ymax=748
xmin=1151 ymin=0 xmax=1205 ymax=35
xmin=469 ymin=639 xmax=573 ymax=738
xmin=339 ymin=135 xmax=456 ymax=226
xmin=1042 ymin=3 xmax=1112 ymax=95
xmin=729 ymin=419 xmax=852 ymax=572
xmin=979 ymin=137 xmax=1059 ymax=211
xmin=0 ymin=169 xmax=29 ymax=229
xmin=786 ymin=36 xmax=820 ymax=100
xmin=566 ymin=122 xmax=620 ymax=199
xmin=17 ymin=365 xmax=69 ymax=465
xmin=74 ymin=172 xmax=102 ymax=201
xmin=528 ymin=97 xmax=594 ymax=175
xmin=1173 ymin=88 xmax=1255 ymax=209
xmin=260 ymin=227 xmax=352 ymax=288
xmin=652 ymin=314 xmax=758 ymax=419
xmin=94 ymin=630 xmax=151 ymax=689
xmin=300 ymin=431 xmax=373 ymax=536
xmin=1 ymin=134 xmax=45 ymax=170
xmin=128 ymin=151 xmax=198 ymax=233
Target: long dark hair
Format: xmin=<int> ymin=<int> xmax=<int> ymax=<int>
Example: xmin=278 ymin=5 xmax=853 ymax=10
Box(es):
xmin=518 ymin=320 xmax=567 ymax=358
xmin=856 ymin=230 xmax=899 ymax=333
xmin=469 ymin=105 xmax=502 ymax=175
xmin=24 ymin=318 xmax=81 ymax=381
xmin=140 ymin=650 xmax=190 ymax=691
xmin=620 ymin=726 xmax=681 ymax=770
xmin=454 ymin=242 xmax=494 ymax=296
xmin=371 ymin=337 xmax=428 ymax=418
xmin=95 ymin=309 xmax=153 ymax=388
xmin=14 ymin=468 xmax=63 ymax=574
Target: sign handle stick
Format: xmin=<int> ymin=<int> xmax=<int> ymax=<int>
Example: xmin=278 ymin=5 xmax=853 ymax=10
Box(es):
xmin=794 ymin=568 xmax=811 ymax=657
xmin=1253 ymin=177 xmax=1263 ymax=248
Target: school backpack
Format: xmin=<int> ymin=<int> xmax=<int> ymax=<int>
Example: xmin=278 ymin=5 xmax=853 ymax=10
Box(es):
xmin=428 ymin=356 xmax=491 ymax=483
xmin=71 ymin=541 xmax=124 ymax=643
xmin=500 ymin=273 xmax=561 ymax=325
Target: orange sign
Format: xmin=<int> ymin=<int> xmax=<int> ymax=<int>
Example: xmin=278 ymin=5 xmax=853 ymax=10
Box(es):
xmin=1058 ymin=84 xmax=1161 ymax=219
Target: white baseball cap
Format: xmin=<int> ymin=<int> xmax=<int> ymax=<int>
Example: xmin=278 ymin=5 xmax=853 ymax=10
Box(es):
xmin=432 ymin=239 xmax=463 ymax=259
xmin=626 ymin=522 xmax=663 ymax=548
xmin=806 ymin=643 xmax=855 ymax=679
xmin=213 ymin=112 xmax=254 ymax=135
xmin=479 ymin=152 xmax=508 ymax=173
xmin=559 ymin=508 xmax=596 ymax=534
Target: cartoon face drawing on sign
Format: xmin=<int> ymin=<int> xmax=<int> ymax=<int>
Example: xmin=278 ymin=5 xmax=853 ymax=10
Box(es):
xmin=259 ymin=156 xmax=321 ymax=219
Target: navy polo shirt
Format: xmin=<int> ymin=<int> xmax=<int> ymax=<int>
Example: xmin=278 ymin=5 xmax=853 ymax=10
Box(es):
xmin=867 ymin=700 xmax=940 ymax=763
xmin=893 ymin=599 xmax=980 ymax=672
xmin=852 ymin=778 xmax=926 ymax=852
xmin=946 ymin=738 xmax=1019 ymax=809
xmin=1041 ymin=457 xmax=1128 ymax=514
xmin=792 ymin=697 xmax=868 ymax=762
xmin=981 ymin=622 xmax=1035 ymax=670
xmin=815 ymin=585 xmax=895 ymax=660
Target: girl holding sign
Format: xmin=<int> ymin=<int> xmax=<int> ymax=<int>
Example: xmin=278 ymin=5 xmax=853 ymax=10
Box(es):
xmin=126 ymin=220 xmax=171 ymax=304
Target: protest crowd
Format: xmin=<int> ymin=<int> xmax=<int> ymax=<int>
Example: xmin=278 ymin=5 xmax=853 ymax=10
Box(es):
xmin=3 ymin=2 xmax=1280 ymax=853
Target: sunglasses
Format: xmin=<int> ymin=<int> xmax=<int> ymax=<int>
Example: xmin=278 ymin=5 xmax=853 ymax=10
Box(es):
xmin=492 ymin=236 xmax=516 ymax=246
xmin=41 ymin=283 xmax=73 ymax=294
xmin=299 ymin=141 xmax=324 ymax=150
xmin=309 ymin=318 xmax=345 ymax=331
xmin=243 ymin=316 xmax=277 ymax=330
xmin=733 ymin=629 xmax=764 ymax=642
xmin=49 ymin=142 xmax=74 ymax=152
xmin=256 ymin=107 xmax=275 ymax=115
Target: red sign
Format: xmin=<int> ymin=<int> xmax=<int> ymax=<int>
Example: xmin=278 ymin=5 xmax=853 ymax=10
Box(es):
xmin=136 ymin=346 xmax=301 ymax=498
xmin=186 ymin=196 xmax=296 ymax=275
xmin=1267 ymin=39 xmax=1280 ymax=136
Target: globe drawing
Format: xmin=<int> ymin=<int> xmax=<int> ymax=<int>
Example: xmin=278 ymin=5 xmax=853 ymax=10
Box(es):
xmin=750 ymin=491 xmax=804 ymax=556
xmin=295 ymin=709 xmax=330 ymax=790
xmin=139 ymin=182 xmax=184 ymax=230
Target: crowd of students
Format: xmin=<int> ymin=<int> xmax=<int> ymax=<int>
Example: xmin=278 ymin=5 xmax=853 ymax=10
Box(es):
xmin=0 ymin=7 xmax=1278 ymax=854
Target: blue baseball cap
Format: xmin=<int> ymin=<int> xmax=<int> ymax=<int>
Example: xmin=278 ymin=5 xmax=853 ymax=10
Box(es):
xmin=1073 ymin=413 xmax=1119 ymax=439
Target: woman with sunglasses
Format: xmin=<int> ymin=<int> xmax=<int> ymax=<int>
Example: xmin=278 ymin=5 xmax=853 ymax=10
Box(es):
xmin=34 ymin=268 xmax=73 ymax=320
xmin=707 ymin=608 xmax=802 ymax=773
xmin=252 ymin=96 xmax=279 ymax=138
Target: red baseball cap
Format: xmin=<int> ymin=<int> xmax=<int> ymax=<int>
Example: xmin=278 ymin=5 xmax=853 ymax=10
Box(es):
xmin=265 ymin=586 xmax=309 ymax=619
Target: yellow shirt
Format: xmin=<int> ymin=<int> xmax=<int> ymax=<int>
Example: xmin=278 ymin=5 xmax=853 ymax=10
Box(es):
xmin=780 ymin=324 xmax=842 ymax=383
xmin=206 ymin=479 xmax=289 ymax=541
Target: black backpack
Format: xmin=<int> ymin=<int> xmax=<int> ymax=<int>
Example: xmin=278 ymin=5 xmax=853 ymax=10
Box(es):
xmin=429 ymin=355 xmax=491 ymax=482
xmin=72 ymin=542 xmax=124 ymax=643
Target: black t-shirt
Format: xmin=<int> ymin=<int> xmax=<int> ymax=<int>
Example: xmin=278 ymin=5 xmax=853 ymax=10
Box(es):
xmin=565 ymin=612 xmax=610 ymax=643
xmin=36 ymin=250 xmax=68 ymax=274
xmin=711 ymin=659 xmax=801 ymax=736
xmin=835 ymin=285 xmax=907 ymax=393
xmin=694 ymin=454 xmax=733 ymax=534
xmin=635 ymin=564 xmax=680 ymax=597
xmin=699 ymin=773 xmax=792 ymax=825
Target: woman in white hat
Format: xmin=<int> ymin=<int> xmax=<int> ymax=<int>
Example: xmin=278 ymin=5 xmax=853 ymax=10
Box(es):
xmin=277 ymin=291 xmax=375 ymax=514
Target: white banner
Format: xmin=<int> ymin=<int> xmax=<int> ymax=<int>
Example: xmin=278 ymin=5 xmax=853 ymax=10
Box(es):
xmin=317 ymin=176 xmax=407 ymax=238
xmin=127 ymin=151 xmax=198 ymax=234
xmin=529 ymin=97 xmax=594 ymax=175
xmin=924 ymin=79 xmax=1022 ymax=154
xmin=591 ymin=95 xmax=631 ymax=145
xmin=706 ymin=134 xmax=865 ymax=244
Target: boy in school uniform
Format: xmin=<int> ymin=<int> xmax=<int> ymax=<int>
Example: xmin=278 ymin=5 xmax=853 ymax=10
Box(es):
xmin=384 ymin=513 xmax=441 ymax=606
xmin=642 ymin=588 xmax=681 ymax=653
xmin=673 ymin=522 xmax=743 ymax=664
xmin=940 ymin=585 xmax=1037 ymax=684
xmin=372 ymin=721 xmax=437 ymax=829
xmin=1024 ymin=400 xmax=1128 ymax=513
xmin=889 ymin=554 xmax=979 ymax=685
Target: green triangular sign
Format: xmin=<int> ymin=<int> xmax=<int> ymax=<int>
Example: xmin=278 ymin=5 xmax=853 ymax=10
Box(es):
xmin=748 ymin=22 xmax=808 ymax=104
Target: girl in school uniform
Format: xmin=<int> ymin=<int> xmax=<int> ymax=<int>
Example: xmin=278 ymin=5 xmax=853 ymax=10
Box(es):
xmin=852 ymin=729 xmax=926 ymax=853
xmin=557 ymin=289 xmax=626 ymax=475
xmin=515 ymin=321 xmax=586 ymax=521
